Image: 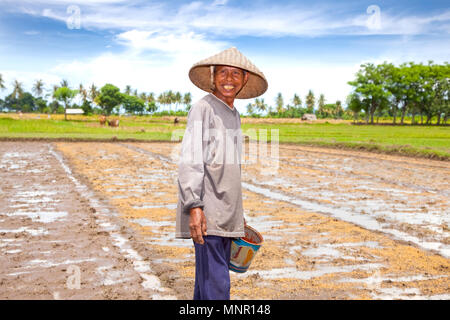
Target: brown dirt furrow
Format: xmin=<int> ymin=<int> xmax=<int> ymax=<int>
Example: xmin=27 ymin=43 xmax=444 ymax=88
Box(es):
xmin=51 ymin=141 xmax=449 ymax=300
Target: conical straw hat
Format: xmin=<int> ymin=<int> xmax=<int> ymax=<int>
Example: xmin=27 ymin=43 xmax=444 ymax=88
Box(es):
xmin=189 ymin=47 xmax=268 ymax=99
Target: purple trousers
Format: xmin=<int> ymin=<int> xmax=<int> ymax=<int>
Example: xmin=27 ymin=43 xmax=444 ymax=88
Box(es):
xmin=193 ymin=236 xmax=232 ymax=300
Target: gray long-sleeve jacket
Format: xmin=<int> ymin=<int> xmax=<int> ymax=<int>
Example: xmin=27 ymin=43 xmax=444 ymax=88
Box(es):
xmin=175 ymin=94 xmax=245 ymax=239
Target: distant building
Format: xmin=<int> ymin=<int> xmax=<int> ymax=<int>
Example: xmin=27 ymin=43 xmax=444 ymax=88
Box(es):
xmin=302 ymin=114 xmax=317 ymax=121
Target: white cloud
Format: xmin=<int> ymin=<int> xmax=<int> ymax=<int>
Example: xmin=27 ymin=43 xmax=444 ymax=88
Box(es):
xmin=4 ymin=0 xmax=128 ymax=6
xmin=212 ymin=0 xmax=228 ymax=6
xmin=48 ymin=51 xmax=206 ymax=105
xmin=350 ymin=8 xmax=450 ymax=35
xmin=2 ymin=1 xmax=449 ymax=114
xmin=115 ymin=30 xmax=227 ymax=56
xmin=3 ymin=51 xmax=350 ymax=114
xmin=261 ymin=60 xmax=360 ymax=109
xmin=8 ymin=1 xmax=450 ymax=37
xmin=0 ymin=70 xmax=62 ymax=97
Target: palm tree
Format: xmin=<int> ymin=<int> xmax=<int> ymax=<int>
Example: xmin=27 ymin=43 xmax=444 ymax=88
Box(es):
xmin=147 ymin=92 xmax=155 ymax=104
xmin=158 ymin=91 xmax=175 ymax=113
xmin=60 ymin=79 xmax=69 ymax=88
xmin=0 ymin=74 xmax=5 ymax=92
xmin=43 ymin=84 xmax=59 ymax=115
xmin=157 ymin=92 xmax=165 ymax=110
xmin=139 ymin=92 xmax=147 ymax=102
xmin=12 ymin=80 xmax=24 ymax=99
xmin=292 ymin=94 xmax=302 ymax=108
xmin=335 ymin=100 xmax=343 ymax=119
xmin=305 ymin=90 xmax=315 ymax=114
xmin=183 ymin=92 xmax=192 ymax=111
xmin=32 ymin=79 xmax=45 ymax=98
xmin=246 ymin=103 xmax=254 ymax=115
xmin=317 ymin=94 xmax=325 ymax=117
xmin=124 ymin=85 xmax=132 ymax=95
xmin=167 ymin=90 xmax=175 ymax=113
xmin=89 ymin=84 xmax=98 ymax=102
xmin=87 ymin=84 xmax=99 ymax=112
xmin=174 ymin=91 xmax=182 ymax=112
xmin=275 ymin=93 xmax=284 ymax=114
xmin=146 ymin=92 xmax=157 ymax=113
xmin=78 ymin=83 xmax=88 ymax=102
xmin=255 ymin=98 xmax=267 ymax=114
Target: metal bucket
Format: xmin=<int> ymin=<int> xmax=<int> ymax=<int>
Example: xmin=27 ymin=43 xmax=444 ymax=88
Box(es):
xmin=229 ymin=225 xmax=263 ymax=273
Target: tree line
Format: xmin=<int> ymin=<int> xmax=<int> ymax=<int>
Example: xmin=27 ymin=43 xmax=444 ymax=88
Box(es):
xmin=347 ymin=61 xmax=449 ymax=125
xmin=1 ymin=60 xmax=448 ymax=124
xmin=245 ymin=90 xmax=346 ymax=119
xmin=0 ymin=77 xmax=192 ymax=119
xmin=245 ymin=61 xmax=449 ymax=124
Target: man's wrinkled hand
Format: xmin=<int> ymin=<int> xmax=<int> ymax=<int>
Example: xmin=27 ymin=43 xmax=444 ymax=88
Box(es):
xmin=189 ymin=207 xmax=207 ymax=245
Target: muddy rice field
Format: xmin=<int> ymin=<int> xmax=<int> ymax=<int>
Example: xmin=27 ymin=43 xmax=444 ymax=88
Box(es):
xmin=0 ymin=141 xmax=449 ymax=300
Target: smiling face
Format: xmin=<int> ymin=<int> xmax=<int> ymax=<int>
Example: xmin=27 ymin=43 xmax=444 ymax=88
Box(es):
xmin=212 ymin=65 xmax=249 ymax=108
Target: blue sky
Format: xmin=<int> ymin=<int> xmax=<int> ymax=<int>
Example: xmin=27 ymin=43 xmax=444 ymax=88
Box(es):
xmin=0 ymin=0 xmax=449 ymax=114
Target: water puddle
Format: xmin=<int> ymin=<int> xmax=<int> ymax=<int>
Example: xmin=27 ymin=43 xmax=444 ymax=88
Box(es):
xmin=96 ymin=265 xmax=136 ymax=286
xmin=371 ymin=288 xmax=450 ymax=300
xmin=292 ymin=241 xmax=382 ymax=260
xmin=5 ymin=211 xmax=68 ymax=223
xmin=244 ymin=214 xmax=285 ymax=233
xmin=342 ymin=272 xmax=450 ymax=300
xmin=0 ymin=152 xmax=39 ymax=170
xmin=0 ymin=226 xmax=48 ymax=236
xmin=4 ymin=249 xmax=22 ymax=254
xmin=110 ymin=195 xmax=131 ymax=199
xmin=144 ymin=232 xmax=193 ymax=248
xmin=301 ymin=247 xmax=342 ymax=259
xmin=25 ymin=257 xmax=97 ymax=268
xmin=131 ymin=204 xmax=177 ymax=210
xmin=15 ymin=191 xmax=58 ymax=197
xmin=130 ymin=218 xmax=174 ymax=228
xmin=240 ymin=263 xmax=383 ymax=280
xmin=242 ymin=181 xmax=450 ymax=258
xmin=50 ymin=145 xmax=176 ymax=299
xmin=105 ymin=187 xmax=147 ymax=193
xmin=12 ymin=197 xmax=60 ymax=204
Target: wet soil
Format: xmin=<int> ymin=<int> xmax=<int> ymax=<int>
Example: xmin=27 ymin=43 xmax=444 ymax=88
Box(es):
xmin=0 ymin=142 xmax=175 ymax=299
xmin=1 ymin=141 xmax=449 ymax=299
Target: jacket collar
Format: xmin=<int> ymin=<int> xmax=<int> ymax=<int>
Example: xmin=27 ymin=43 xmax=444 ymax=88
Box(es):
xmin=209 ymin=93 xmax=236 ymax=114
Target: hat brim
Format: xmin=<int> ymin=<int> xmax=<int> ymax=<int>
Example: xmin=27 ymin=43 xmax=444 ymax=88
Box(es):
xmin=189 ymin=64 xmax=268 ymax=99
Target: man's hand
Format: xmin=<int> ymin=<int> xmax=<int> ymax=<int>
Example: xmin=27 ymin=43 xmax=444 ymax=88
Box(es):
xmin=189 ymin=207 xmax=207 ymax=245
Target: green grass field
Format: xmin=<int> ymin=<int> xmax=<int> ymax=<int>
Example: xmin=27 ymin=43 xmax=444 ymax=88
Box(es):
xmin=0 ymin=114 xmax=449 ymax=160
xmin=242 ymin=122 xmax=450 ymax=160
xmin=0 ymin=115 xmax=176 ymax=141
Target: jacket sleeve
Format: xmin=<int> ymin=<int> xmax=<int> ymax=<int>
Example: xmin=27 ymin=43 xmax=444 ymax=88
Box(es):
xmin=177 ymin=102 xmax=206 ymax=214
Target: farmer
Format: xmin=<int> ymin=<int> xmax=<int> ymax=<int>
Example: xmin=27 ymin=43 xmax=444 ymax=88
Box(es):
xmin=176 ymin=47 xmax=268 ymax=300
